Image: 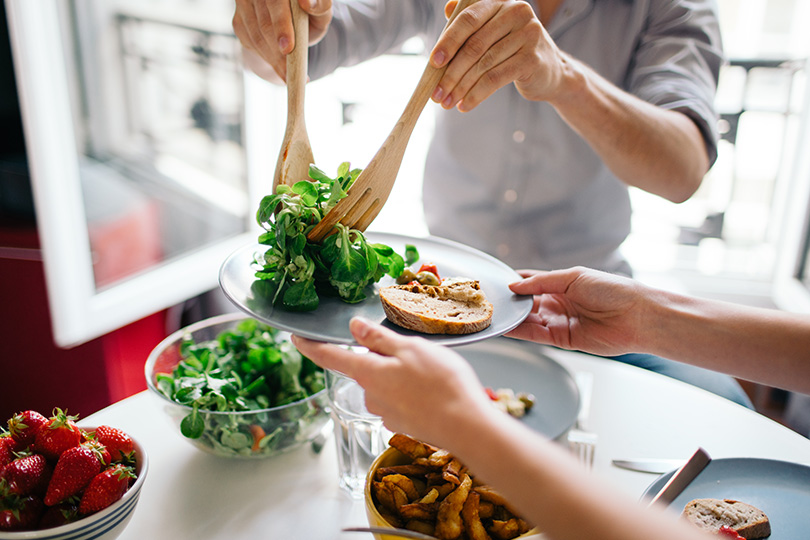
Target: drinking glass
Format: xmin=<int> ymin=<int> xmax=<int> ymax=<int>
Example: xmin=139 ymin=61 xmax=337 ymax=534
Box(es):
xmin=325 ymin=368 xmax=388 ymax=498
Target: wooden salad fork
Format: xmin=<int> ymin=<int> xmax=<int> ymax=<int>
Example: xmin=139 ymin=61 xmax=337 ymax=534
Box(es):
xmin=273 ymin=0 xmax=315 ymax=191
xmin=306 ymin=0 xmax=478 ymax=242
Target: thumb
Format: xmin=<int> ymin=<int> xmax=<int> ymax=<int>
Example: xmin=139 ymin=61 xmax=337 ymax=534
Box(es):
xmin=508 ymin=268 xmax=581 ymax=295
xmin=350 ymin=317 xmax=409 ymax=358
xmin=302 ymin=0 xmax=331 ymax=16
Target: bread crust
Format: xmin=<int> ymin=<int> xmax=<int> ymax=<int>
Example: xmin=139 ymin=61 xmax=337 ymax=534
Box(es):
xmin=379 ymin=280 xmax=493 ymax=335
xmin=682 ymin=498 xmax=771 ymax=539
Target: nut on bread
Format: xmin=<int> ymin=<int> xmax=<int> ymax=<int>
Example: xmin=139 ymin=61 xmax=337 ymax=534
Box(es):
xmin=682 ymin=498 xmax=771 ymax=539
xmin=379 ymin=280 xmax=493 ymax=335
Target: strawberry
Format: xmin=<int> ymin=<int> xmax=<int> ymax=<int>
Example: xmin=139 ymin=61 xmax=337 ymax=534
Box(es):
xmin=38 ymin=501 xmax=79 ymax=529
xmin=94 ymin=425 xmax=134 ymax=462
xmin=0 ymin=436 xmax=15 ymax=470
xmin=0 ymin=453 xmax=52 ymax=496
xmin=7 ymin=410 xmax=47 ymax=450
xmin=34 ymin=408 xmax=82 ymax=462
xmin=78 ymin=464 xmax=135 ymax=515
xmin=0 ymin=494 xmax=44 ymax=531
xmin=44 ymin=442 xmax=106 ymax=506
xmin=81 ymin=439 xmax=112 ymax=468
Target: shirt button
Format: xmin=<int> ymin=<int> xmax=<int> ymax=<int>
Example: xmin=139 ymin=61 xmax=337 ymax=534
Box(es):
xmin=503 ymin=189 xmax=517 ymax=203
xmin=512 ymin=130 xmax=525 ymax=143
xmin=496 ymin=244 xmax=510 ymax=258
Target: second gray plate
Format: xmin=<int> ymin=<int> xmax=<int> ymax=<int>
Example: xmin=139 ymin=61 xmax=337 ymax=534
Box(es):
xmin=459 ymin=337 xmax=580 ymax=441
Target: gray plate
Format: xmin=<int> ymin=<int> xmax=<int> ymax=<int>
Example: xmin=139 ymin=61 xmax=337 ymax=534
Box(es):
xmin=219 ymin=232 xmax=532 ymax=346
xmin=457 ymin=337 xmax=580 ymax=441
xmin=642 ymin=458 xmax=810 ymax=538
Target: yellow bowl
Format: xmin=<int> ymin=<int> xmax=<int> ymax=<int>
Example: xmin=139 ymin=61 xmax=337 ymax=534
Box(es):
xmin=365 ymin=446 xmax=539 ymax=540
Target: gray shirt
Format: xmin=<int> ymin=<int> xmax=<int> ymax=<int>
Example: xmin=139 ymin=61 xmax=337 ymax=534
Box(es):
xmin=309 ymin=0 xmax=723 ymax=275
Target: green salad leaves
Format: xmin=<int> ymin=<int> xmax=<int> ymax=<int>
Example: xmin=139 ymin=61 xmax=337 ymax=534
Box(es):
xmin=154 ymin=318 xmax=327 ymax=456
xmin=253 ymin=162 xmax=417 ymax=311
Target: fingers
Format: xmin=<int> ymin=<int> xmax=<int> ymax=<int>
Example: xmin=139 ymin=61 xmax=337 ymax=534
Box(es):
xmin=233 ymin=0 xmax=290 ymax=79
xmin=430 ymin=1 xmax=494 ymax=103
xmin=291 ymin=317 xmax=413 ymax=378
xmin=508 ymin=267 xmax=582 ymax=296
xmin=504 ymin=313 xmax=554 ymax=343
xmin=431 ymin=0 xmax=542 ymax=111
xmin=349 ymin=317 xmax=414 ymax=358
xmin=291 ymin=335 xmax=373 ymax=378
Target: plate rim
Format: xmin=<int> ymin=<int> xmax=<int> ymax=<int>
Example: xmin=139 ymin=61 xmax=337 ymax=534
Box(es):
xmin=218 ymin=232 xmax=533 ymax=346
xmin=641 ymin=456 xmax=810 ymax=504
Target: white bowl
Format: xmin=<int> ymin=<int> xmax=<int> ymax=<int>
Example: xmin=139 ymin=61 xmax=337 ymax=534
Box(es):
xmin=0 ymin=428 xmax=148 ymax=540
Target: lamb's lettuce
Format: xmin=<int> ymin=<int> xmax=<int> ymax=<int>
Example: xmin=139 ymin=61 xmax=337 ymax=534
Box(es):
xmin=253 ymin=163 xmax=418 ymax=311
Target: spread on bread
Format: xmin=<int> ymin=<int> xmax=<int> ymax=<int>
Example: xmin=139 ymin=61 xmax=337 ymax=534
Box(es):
xmin=380 ymin=279 xmax=494 ymax=335
xmin=682 ymin=498 xmax=771 ymax=539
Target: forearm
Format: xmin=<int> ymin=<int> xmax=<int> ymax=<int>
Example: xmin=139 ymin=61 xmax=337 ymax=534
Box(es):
xmin=639 ymin=289 xmax=810 ymax=394
xmin=548 ymin=55 xmax=709 ymax=203
xmin=445 ymin=408 xmax=710 ymax=540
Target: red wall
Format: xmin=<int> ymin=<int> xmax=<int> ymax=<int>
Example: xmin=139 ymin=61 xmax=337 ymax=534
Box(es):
xmin=0 ymin=222 xmax=168 ymax=424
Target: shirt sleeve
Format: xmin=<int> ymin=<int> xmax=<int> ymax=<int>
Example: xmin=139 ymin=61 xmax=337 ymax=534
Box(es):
xmin=626 ymin=0 xmax=724 ymax=165
xmin=307 ymin=0 xmax=444 ymax=81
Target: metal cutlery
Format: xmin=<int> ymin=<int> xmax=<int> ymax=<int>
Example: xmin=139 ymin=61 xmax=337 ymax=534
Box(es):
xmin=567 ymin=371 xmax=596 ymax=469
xmin=612 ymin=458 xmax=686 ymax=474
xmin=342 ymin=526 xmax=436 ymax=539
xmin=646 ymin=447 xmax=711 ymax=507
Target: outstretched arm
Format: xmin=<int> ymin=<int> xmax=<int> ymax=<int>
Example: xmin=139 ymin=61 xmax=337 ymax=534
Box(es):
xmin=507 ymin=267 xmax=810 ymax=394
xmin=430 ymin=0 xmax=718 ymax=202
xmin=292 ymin=318 xmax=713 ymax=540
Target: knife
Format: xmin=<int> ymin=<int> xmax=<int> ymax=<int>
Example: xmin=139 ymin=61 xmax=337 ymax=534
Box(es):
xmin=612 ymin=458 xmax=686 ymax=474
xmin=646 ymin=447 xmax=711 ymax=507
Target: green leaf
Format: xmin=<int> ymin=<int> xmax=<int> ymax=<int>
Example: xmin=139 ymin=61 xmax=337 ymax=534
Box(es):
xmin=282 ymin=280 xmax=319 ymax=311
xmin=181 ymin=409 xmax=205 ymax=439
xmin=332 ymin=242 xmax=367 ymax=283
xmin=292 ymin=180 xmax=319 ymax=206
xmin=308 ymin=164 xmax=332 ymax=183
xmin=404 ymin=244 xmax=419 ymax=266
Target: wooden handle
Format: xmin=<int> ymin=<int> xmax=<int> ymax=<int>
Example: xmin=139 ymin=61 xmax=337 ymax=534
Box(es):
xmin=394 ymin=0 xmax=478 ymax=141
xmin=274 ymin=0 xmax=313 ymax=190
xmin=287 ymin=0 xmax=308 ymax=120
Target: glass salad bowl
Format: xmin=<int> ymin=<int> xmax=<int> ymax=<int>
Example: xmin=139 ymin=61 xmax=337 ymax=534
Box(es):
xmin=144 ymin=312 xmax=330 ymax=459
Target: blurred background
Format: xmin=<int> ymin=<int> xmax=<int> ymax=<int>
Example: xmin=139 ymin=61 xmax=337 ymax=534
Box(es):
xmin=1 ymin=0 xmax=809 ymax=435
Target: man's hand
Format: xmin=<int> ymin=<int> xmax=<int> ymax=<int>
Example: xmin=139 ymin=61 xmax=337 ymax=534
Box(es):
xmin=506 ymin=266 xmax=652 ymax=356
xmin=233 ymin=0 xmax=333 ymax=82
xmin=429 ymin=0 xmax=567 ymax=112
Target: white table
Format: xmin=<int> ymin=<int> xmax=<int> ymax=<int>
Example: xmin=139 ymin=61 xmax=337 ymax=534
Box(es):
xmin=84 ymin=345 xmax=810 ymax=540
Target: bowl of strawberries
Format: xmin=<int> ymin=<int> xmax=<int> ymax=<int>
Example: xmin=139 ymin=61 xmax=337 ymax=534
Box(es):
xmin=0 ymin=408 xmax=148 ymax=540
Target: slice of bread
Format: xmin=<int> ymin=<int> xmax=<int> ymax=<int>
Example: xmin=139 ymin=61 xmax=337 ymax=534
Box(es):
xmin=682 ymin=498 xmax=771 ymax=539
xmin=379 ymin=280 xmax=493 ymax=335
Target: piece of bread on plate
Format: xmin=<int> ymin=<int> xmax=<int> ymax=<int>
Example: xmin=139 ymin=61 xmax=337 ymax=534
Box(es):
xmin=682 ymin=498 xmax=771 ymax=538
xmin=379 ymin=280 xmax=493 ymax=335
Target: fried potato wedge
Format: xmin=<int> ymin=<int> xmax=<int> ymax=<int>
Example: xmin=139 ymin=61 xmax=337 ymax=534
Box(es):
xmin=389 ymin=433 xmax=437 ymax=459
xmin=435 ymin=473 xmax=472 ymax=539
xmin=462 ymin=491 xmax=492 ymax=540
xmin=371 ymin=434 xmax=533 ymax=540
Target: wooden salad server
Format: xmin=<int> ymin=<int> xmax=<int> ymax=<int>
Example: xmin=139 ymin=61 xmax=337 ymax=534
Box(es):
xmin=307 ymin=0 xmax=478 ymax=242
xmin=273 ymin=0 xmax=315 ymax=191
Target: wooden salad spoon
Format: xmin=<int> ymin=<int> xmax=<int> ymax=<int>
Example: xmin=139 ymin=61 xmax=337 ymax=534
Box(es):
xmin=273 ymin=0 xmax=315 ymax=191
xmin=307 ymin=0 xmax=478 ymax=242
